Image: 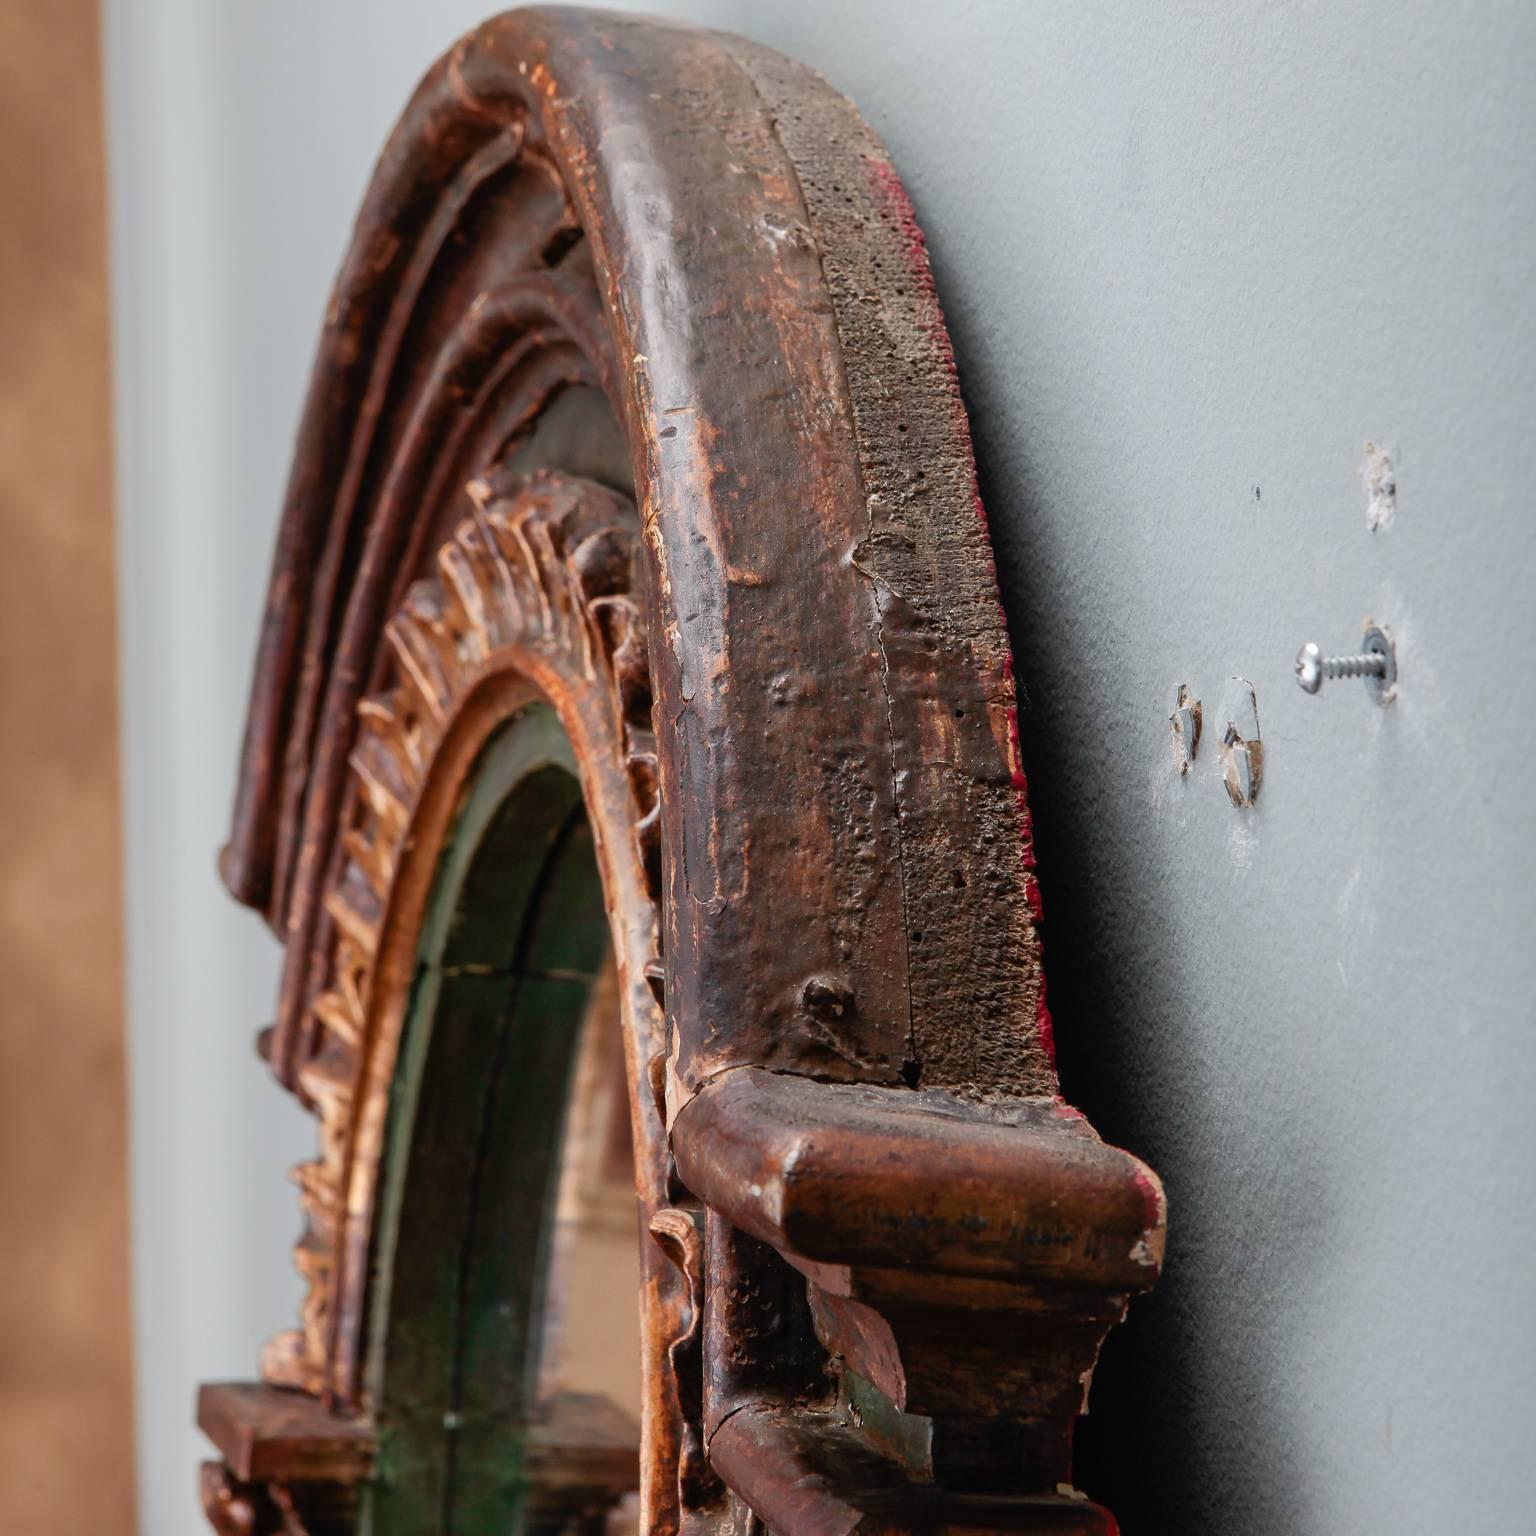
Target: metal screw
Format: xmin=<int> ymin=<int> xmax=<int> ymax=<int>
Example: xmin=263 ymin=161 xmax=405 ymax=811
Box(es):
xmin=1295 ymin=623 xmax=1396 ymax=706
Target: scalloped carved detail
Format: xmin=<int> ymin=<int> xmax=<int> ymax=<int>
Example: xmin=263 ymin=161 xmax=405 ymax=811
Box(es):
xmin=262 ymin=470 xmax=660 ymax=1398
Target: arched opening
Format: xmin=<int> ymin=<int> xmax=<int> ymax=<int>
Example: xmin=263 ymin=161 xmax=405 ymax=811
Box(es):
xmin=362 ymin=702 xmax=641 ymax=1535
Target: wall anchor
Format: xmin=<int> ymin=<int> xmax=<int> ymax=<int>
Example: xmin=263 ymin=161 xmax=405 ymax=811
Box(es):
xmin=1218 ymin=677 xmax=1263 ymax=808
xmin=1295 ymin=623 xmax=1396 ymax=705
xmin=1169 ymin=683 xmax=1202 ymax=775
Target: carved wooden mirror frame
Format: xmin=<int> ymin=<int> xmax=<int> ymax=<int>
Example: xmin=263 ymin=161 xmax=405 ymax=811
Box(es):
xmin=196 ymin=10 xmax=1165 ymax=1535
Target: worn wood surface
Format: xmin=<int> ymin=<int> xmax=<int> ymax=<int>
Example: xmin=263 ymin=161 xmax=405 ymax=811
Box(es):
xmin=674 ymin=1068 xmax=1162 ymax=1290
xmin=708 ymin=1408 xmax=1121 ymax=1536
xmin=202 ymin=8 xmax=1164 ymax=1533
xmin=198 ymin=1384 xmax=374 ymax=1485
xmin=198 ymin=1387 xmax=633 ymax=1535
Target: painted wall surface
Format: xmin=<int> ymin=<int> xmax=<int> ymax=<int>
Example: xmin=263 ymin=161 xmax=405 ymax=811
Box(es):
xmin=105 ymin=3 xmax=1536 ymax=1533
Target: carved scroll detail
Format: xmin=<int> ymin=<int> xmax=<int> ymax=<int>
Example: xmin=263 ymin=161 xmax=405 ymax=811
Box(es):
xmin=199 ymin=1461 xmax=354 ymax=1536
xmin=201 ymin=1462 xmax=270 ymax=1536
xmin=649 ymin=1206 xmax=723 ymax=1512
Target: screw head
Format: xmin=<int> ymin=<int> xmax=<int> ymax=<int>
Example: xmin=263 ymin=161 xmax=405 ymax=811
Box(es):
xmin=1295 ymin=641 xmax=1324 ymax=694
xmin=801 ymin=974 xmax=852 ymax=1021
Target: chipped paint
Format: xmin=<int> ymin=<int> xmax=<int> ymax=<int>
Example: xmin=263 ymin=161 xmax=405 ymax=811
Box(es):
xmin=1363 ymin=440 xmax=1397 ymax=531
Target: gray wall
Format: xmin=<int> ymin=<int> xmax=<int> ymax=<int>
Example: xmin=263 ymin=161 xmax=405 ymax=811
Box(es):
xmin=106 ymin=3 xmax=1536 ymax=1533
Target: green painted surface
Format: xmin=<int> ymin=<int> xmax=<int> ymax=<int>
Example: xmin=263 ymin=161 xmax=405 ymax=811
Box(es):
xmin=361 ymin=705 xmax=611 ymax=1535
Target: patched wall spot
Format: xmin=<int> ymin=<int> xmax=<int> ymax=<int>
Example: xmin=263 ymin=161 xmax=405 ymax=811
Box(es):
xmin=1363 ymin=440 xmax=1397 ymax=531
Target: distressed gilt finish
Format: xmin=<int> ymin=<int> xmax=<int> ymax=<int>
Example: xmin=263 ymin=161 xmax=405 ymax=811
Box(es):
xmin=201 ymin=8 xmax=1164 ymax=1534
xmin=258 ymin=472 xmax=661 ymax=1408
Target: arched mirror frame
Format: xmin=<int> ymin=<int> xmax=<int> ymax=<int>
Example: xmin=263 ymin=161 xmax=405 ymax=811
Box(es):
xmin=196 ymin=10 xmax=1166 ymax=1535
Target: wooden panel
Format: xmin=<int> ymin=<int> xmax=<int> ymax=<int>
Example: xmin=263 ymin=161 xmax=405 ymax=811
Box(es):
xmin=197 ymin=1383 xmax=373 ymax=1485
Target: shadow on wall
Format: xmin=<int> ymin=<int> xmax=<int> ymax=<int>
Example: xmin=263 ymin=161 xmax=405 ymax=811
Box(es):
xmin=967 ymin=402 xmax=1317 ymax=1535
xmin=976 ymin=443 xmax=1212 ymax=1528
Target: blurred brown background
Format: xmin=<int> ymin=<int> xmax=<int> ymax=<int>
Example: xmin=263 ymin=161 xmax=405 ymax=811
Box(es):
xmin=5 ymin=2 xmax=1536 ymax=1533
xmin=0 ymin=1 xmax=135 ymax=1529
